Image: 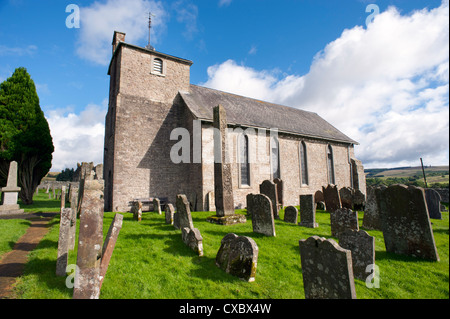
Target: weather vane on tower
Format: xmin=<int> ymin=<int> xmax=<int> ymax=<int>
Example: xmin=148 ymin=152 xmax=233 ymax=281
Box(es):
xmin=145 ymin=12 xmax=156 ymax=50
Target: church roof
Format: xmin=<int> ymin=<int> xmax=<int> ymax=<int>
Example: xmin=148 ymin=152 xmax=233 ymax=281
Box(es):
xmin=179 ymin=84 xmax=358 ymax=145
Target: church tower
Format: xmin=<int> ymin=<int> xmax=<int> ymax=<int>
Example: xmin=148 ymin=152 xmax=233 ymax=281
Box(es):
xmin=104 ymin=31 xmax=193 ymax=212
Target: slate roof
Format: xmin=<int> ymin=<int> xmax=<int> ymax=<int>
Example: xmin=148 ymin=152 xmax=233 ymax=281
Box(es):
xmin=179 ymin=84 xmax=358 ymax=145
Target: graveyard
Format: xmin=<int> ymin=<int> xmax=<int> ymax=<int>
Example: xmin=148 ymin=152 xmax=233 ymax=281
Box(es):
xmin=1 ymin=188 xmax=448 ymax=299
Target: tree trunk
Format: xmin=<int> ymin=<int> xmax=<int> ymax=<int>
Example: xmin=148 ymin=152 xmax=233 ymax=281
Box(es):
xmin=18 ymin=154 xmax=41 ymax=205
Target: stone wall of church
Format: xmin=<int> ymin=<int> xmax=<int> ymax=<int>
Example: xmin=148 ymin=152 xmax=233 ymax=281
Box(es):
xmin=104 ymin=44 xmax=193 ymax=212
xmin=200 ymin=123 xmax=356 ymax=210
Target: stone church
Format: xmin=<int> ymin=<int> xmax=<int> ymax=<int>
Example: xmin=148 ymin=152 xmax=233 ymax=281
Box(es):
xmin=103 ymin=31 xmax=366 ymax=212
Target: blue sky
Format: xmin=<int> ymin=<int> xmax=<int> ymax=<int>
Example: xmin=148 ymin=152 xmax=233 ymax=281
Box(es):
xmin=0 ymin=0 xmax=448 ymax=171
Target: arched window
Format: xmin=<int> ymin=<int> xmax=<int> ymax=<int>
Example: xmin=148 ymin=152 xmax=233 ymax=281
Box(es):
xmin=239 ymin=134 xmax=250 ymax=186
xmin=271 ymin=136 xmax=280 ymax=180
xmin=300 ymin=141 xmax=308 ymax=185
xmin=327 ymin=145 xmax=335 ymax=185
xmin=153 ymin=58 xmax=163 ymax=74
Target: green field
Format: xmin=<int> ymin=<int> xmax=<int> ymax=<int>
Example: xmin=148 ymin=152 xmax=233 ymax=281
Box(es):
xmin=6 ymin=201 xmax=449 ymax=299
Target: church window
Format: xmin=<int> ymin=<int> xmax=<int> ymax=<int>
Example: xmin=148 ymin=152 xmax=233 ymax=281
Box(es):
xmin=239 ymin=134 xmax=250 ymax=186
xmin=271 ymin=136 xmax=280 ymax=180
xmin=327 ymin=144 xmax=335 ymax=185
xmin=300 ymin=141 xmax=308 ymax=185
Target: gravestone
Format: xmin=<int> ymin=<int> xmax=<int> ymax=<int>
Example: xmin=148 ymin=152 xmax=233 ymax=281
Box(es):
xmin=425 ymin=188 xmax=442 ymax=220
xmin=338 ymin=229 xmax=375 ymax=281
xmin=165 ymin=203 xmax=175 ymax=225
xmin=68 ymin=185 xmax=79 ymax=250
xmin=246 ymin=193 xmax=255 ymax=217
xmin=216 ymin=233 xmax=259 ymax=282
xmin=176 ymin=194 xmax=194 ymax=230
xmin=362 ymin=185 xmax=386 ymax=230
xmin=330 ymin=208 xmax=359 ymax=237
xmin=299 ymin=236 xmax=356 ymax=299
xmin=284 ymin=206 xmax=298 ymax=224
xmin=273 ymin=178 xmax=283 ymax=209
xmin=259 ymin=180 xmax=279 ymax=219
xmin=99 ymin=213 xmax=123 ymax=290
xmin=339 ymin=187 xmax=354 ymax=209
xmin=56 ymin=208 xmax=72 ymax=276
xmin=251 ymin=194 xmax=276 ymax=237
xmin=322 ymin=184 xmax=341 ymax=213
xmin=353 ymin=189 xmax=366 ymax=211
xmin=380 ymin=184 xmax=439 ymax=261
xmin=73 ymin=179 xmax=105 ymax=299
xmin=182 ymin=227 xmax=203 ymax=256
xmin=153 ymin=198 xmax=162 ymax=215
xmin=0 ymin=161 xmax=24 ymax=214
xmin=314 ymin=190 xmax=324 ymax=203
xmin=60 ymin=185 xmax=66 ymax=210
xmin=131 ymin=201 xmax=143 ymax=221
xmin=299 ymin=194 xmax=318 ymax=228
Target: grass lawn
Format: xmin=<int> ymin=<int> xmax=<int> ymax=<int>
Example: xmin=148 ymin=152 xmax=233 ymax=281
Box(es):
xmin=9 ymin=204 xmax=449 ymax=299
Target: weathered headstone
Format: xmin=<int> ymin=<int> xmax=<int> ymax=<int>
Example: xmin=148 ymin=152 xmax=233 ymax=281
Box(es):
xmin=299 ymin=236 xmax=356 ymax=299
xmin=99 ymin=213 xmax=123 ymax=289
xmin=213 ymin=104 xmax=235 ymax=217
xmin=69 ymin=185 xmax=79 ymax=250
xmin=165 ymin=203 xmax=175 ymax=225
xmin=173 ymin=211 xmax=180 ymax=230
xmin=338 ymin=229 xmax=375 ymax=281
xmin=259 ymin=180 xmax=279 ymax=219
xmin=182 ymin=227 xmax=203 ymax=256
xmin=273 ymin=178 xmax=283 ymax=209
xmin=353 ymin=189 xmax=366 ymax=211
xmin=380 ymin=184 xmax=439 ymax=261
xmin=246 ymin=193 xmax=255 ymax=217
xmin=339 ymin=187 xmax=354 ymax=209
xmin=56 ymin=208 xmax=72 ymax=276
xmin=425 ymin=188 xmax=442 ymax=220
xmin=216 ymin=233 xmax=259 ymax=282
xmin=251 ymin=194 xmax=276 ymax=237
xmin=0 ymin=161 xmax=24 ymax=214
xmin=284 ymin=206 xmax=298 ymax=224
xmin=314 ymin=190 xmax=324 ymax=203
xmin=299 ymin=194 xmax=318 ymax=228
xmin=176 ymin=194 xmax=194 ymax=230
xmin=322 ymin=184 xmax=341 ymax=213
xmin=153 ymin=198 xmax=162 ymax=215
xmin=131 ymin=200 xmax=143 ymax=221
xmin=362 ymin=185 xmax=385 ymax=230
xmin=73 ymin=179 xmax=105 ymax=299
xmin=330 ymin=208 xmax=359 ymax=237
xmin=60 ymin=186 xmax=66 ymax=210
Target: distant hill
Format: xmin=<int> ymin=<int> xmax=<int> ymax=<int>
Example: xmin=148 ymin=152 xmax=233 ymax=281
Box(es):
xmin=365 ymin=165 xmax=449 ymax=187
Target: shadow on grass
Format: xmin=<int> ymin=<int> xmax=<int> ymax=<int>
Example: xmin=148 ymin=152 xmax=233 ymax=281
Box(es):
xmin=375 ymin=250 xmax=439 ymax=263
xmin=20 ymin=256 xmax=73 ymax=298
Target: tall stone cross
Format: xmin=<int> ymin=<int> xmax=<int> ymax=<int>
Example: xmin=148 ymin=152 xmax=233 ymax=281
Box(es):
xmin=207 ymin=105 xmax=246 ymax=226
xmin=213 ymin=104 xmax=234 ymax=217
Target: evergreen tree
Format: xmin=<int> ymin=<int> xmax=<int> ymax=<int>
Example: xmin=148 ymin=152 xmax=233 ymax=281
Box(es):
xmin=0 ymin=67 xmax=54 ymax=204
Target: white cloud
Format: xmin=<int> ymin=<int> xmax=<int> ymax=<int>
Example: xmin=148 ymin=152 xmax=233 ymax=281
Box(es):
xmin=76 ymin=0 xmax=166 ymax=65
xmin=218 ymin=0 xmax=232 ymax=7
xmin=0 ymin=44 xmax=37 ymax=56
xmin=201 ymin=1 xmax=449 ymax=168
xmin=172 ymin=0 xmax=198 ymax=40
xmin=46 ymin=99 xmax=108 ymax=171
